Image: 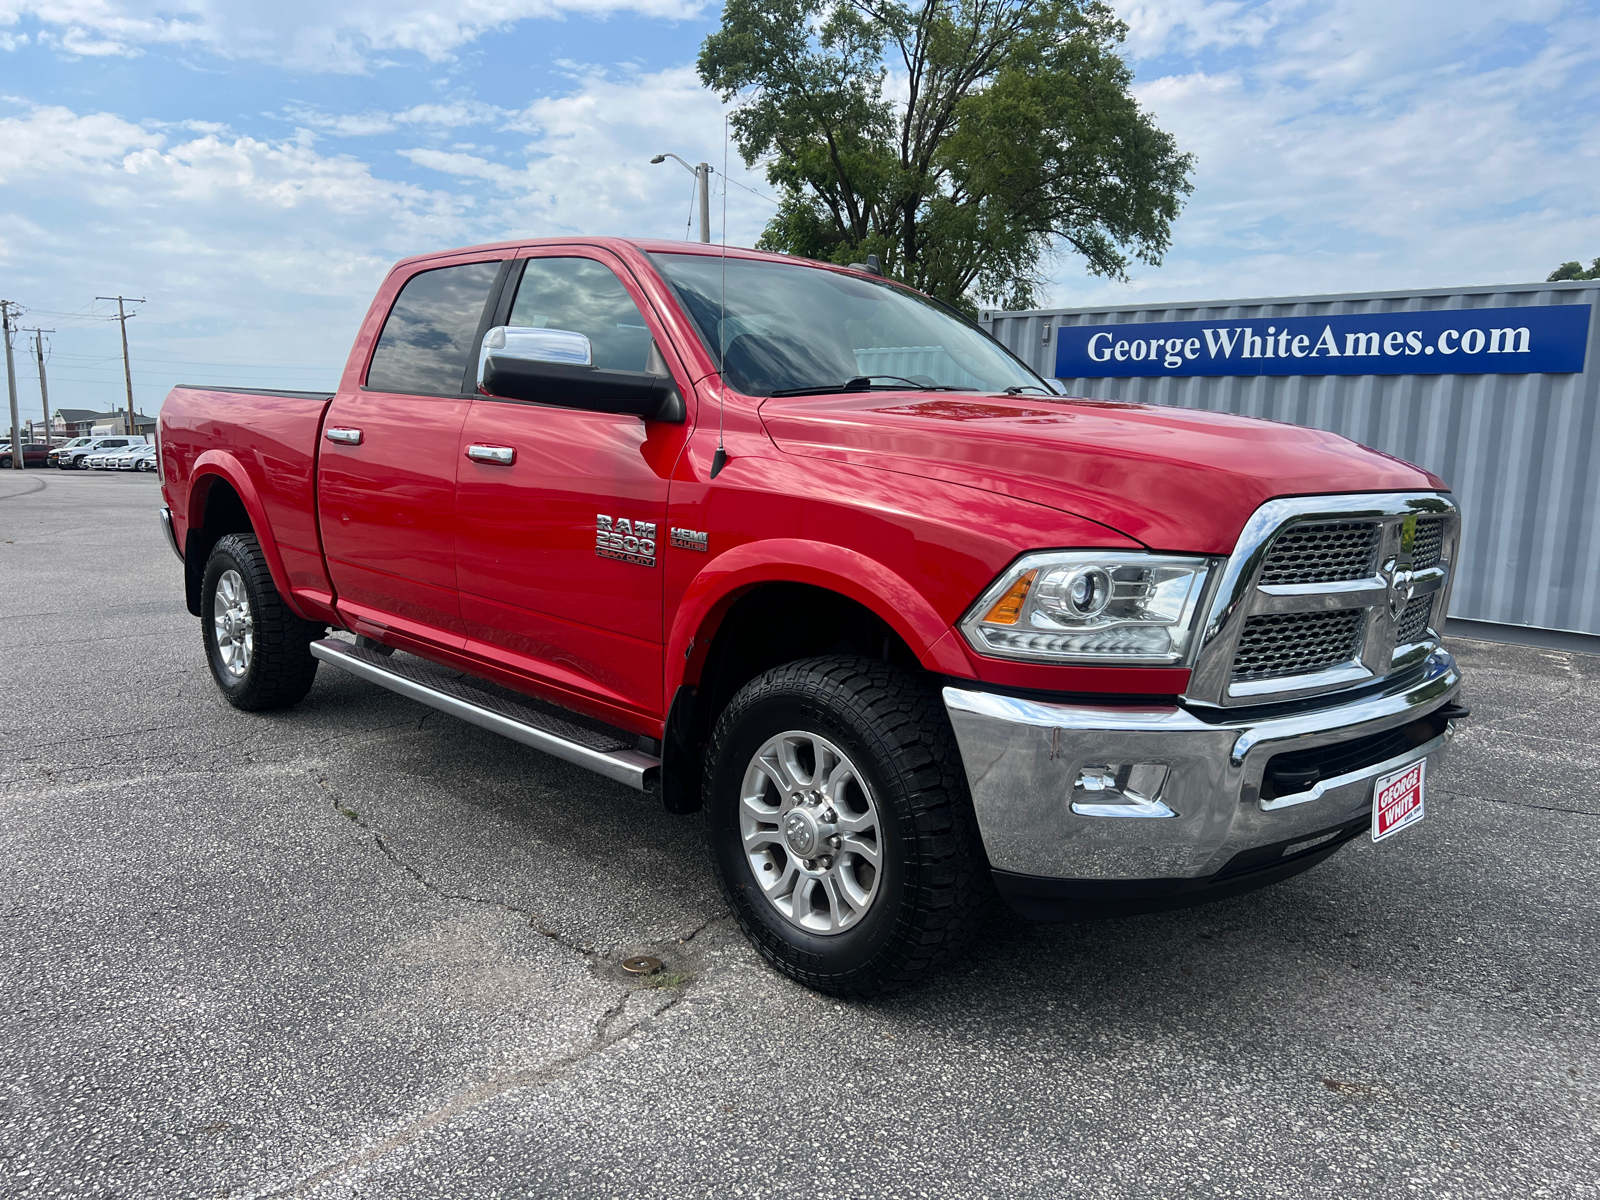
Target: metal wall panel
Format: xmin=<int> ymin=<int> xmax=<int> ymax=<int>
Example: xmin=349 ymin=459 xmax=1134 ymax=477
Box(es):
xmin=982 ymin=282 xmax=1600 ymax=636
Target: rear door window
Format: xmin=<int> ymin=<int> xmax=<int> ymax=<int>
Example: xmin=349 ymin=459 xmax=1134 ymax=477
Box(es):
xmin=367 ymin=260 xmax=502 ymax=395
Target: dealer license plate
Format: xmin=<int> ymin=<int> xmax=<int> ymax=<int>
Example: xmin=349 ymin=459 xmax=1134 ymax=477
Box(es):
xmin=1371 ymin=759 xmax=1425 ymax=842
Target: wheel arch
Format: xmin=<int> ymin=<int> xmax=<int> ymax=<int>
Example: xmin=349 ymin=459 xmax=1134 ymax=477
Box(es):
xmin=182 ymin=453 xmax=302 ymax=620
xmin=659 ymin=541 xmax=970 ymax=815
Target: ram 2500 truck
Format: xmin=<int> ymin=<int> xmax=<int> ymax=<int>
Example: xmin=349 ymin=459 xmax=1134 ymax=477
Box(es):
xmin=157 ymin=238 xmax=1467 ymax=996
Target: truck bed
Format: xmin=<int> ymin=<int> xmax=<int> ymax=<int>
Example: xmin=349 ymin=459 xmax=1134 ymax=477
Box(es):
xmin=160 ymin=384 xmax=337 ymax=623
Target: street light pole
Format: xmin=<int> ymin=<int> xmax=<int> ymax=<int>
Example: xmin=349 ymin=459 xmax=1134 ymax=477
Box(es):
xmin=698 ymin=162 xmax=712 ymax=245
xmin=650 ymin=153 xmax=713 ymax=243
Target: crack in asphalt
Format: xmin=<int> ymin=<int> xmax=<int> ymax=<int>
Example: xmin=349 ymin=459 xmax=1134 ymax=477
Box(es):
xmin=310 ymin=769 xmax=722 ymax=959
xmin=1453 ymin=790 xmax=1600 ymax=819
xmin=249 ymin=769 xmax=712 ymax=1197
xmin=252 ymin=988 xmax=686 ymax=1199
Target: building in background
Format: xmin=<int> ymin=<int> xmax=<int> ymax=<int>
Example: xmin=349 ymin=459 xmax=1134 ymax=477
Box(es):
xmin=50 ymin=409 xmax=157 ymax=437
xmin=982 ymin=280 xmax=1599 ymax=651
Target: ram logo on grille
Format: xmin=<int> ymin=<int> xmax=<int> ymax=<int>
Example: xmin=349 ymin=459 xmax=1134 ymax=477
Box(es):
xmin=1200 ymin=500 xmax=1457 ymax=705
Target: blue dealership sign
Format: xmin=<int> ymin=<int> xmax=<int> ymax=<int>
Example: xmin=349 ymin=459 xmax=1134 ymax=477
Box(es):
xmin=1054 ymin=305 xmax=1591 ymax=378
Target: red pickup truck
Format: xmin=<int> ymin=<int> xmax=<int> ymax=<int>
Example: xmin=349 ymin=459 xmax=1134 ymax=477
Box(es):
xmin=158 ymin=238 xmax=1467 ymax=996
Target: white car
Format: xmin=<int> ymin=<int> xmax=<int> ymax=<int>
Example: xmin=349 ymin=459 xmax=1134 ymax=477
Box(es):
xmin=48 ymin=436 xmax=95 ymax=466
xmin=91 ymin=444 xmax=147 ymax=469
xmin=123 ymin=445 xmax=158 ymax=472
xmin=60 ymin=436 xmax=145 ymax=470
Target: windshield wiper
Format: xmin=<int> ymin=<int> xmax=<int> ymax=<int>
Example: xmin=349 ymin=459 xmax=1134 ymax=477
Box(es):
xmin=768 ymin=375 xmax=975 ymax=397
xmin=1002 ymin=384 xmax=1052 ymax=395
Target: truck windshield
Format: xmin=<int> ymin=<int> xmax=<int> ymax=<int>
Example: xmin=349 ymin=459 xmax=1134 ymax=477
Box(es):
xmin=650 ymin=252 xmax=1047 ymax=398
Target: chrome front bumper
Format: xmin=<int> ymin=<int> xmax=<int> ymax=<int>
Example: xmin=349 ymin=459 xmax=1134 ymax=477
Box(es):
xmin=944 ymin=648 xmax=1461 ymax=883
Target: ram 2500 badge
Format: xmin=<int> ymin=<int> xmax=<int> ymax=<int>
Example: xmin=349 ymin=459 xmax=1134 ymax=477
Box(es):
xmin=157 ymin=239 xmax=1467 ymax=996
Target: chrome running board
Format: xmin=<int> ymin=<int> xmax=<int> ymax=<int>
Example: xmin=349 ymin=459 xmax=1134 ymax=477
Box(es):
xmin=310 ymin=637 xmax=659 ymax=791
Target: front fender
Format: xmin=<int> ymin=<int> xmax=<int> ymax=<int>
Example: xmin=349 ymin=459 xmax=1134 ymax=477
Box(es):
xmin=187 ymin=451 xmax=308 ymax=621
xmin=665 ymin=538 xmax=971 ymax=694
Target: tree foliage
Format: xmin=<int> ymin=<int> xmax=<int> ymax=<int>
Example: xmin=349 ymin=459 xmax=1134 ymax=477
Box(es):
xmin=1548 ymin=258 xmax=1600 ymax=282
xmin=698 ymin=0 xmax=1195 ymax=311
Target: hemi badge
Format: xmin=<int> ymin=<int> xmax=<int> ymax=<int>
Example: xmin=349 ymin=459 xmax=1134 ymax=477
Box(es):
xmin=670 ymin=528 xmax=709 ymax=552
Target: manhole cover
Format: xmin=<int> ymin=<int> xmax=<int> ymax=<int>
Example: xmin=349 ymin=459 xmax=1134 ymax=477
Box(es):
xmin=621 ymin=955 xmax=662 ymax=975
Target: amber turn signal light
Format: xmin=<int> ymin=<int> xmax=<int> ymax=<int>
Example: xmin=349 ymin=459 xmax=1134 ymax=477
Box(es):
xmin=982 ymin=569 xmax=1037 ymax=625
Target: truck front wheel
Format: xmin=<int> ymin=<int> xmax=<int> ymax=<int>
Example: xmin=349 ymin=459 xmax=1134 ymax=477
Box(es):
xmin=705 ymin=656 xmax=988 ymax=997
xmin=201 ymin=533 xmax=320 ymax=711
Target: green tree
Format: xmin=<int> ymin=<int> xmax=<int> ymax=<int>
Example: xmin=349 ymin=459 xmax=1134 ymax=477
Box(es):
xmin=698 ymin=0 xmax=1194 ymax=312
xmin=1548 ymin=258 xmax=1600 ymax=282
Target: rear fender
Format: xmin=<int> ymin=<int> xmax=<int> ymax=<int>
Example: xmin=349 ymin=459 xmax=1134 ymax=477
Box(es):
xmin=185 ymin=452 xmax=308 ymax=621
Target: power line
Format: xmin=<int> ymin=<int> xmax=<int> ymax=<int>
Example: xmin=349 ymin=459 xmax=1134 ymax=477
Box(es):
xmin=723 ymin=175 xmax=782 ymax=207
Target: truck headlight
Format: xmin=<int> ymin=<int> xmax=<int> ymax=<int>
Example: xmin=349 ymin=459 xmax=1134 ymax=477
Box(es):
xmin=959 ymin=552 xmax=1217 ymax=665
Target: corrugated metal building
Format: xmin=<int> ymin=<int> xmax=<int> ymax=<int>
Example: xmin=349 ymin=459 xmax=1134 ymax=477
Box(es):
xmin=981 ymin=281 xmax=1600 ymax=650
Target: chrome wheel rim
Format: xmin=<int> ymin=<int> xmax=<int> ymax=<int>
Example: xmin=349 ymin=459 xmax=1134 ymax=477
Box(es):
xmin=740 ymin=730 xmax=884 ymax=935
xmin=211 ymin=569 xmax=253 ymax=679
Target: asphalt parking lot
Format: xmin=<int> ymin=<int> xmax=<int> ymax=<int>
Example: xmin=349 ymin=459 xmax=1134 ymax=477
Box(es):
xmin=2 ymin=468 xmax=1597 ymax=1199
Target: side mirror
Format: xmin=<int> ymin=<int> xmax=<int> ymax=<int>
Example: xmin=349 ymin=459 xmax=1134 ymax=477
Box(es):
xmin=477 ymin=325 xmax=684 ymax=422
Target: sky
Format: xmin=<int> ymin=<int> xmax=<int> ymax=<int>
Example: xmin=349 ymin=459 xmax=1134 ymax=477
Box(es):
xmin=2 ymin=0 xmax=1598 ymax=423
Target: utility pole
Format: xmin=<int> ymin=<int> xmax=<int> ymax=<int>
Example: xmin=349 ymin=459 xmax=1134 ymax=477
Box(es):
xmin=96 ymin=295 xmax=145 ymax=436
xmin=23 ymin=329 xmax=55 ymax=447
xmin=2 ymin=301 xmax=21 ymax=470
xmin=650 ymin=153 xmax=714 ymax=243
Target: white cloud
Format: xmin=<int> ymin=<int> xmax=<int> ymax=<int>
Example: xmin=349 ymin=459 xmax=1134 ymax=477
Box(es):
xmin=1 ymin=0 xmax=709 ymax=72
xmin=386 ymin=64 xmax=775 ymax=244
xmin=0 ymin=66 xmax=772 ymax=419
xmin=285 ymin=99 xmax=508 ymax=137
xmin=1045 ymin=0 xmax=1600 ymax=305
xmin=0 ymin=102 xmax=478 ymax=415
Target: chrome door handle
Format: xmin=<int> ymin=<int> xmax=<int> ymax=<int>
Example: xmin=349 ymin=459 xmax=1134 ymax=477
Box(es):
xmin=466 ymin=444 xmax=515 ymax=465
xmin=325 ymin=427 xmax=363 ymax=445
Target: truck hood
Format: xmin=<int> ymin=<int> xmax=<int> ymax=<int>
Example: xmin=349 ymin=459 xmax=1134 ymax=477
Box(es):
xmin=758 ymin=393 xmax=1445 ymax=554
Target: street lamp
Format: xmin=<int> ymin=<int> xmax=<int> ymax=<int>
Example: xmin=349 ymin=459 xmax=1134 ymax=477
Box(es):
xmin=651 ymin=153 xmax=713 ymax=243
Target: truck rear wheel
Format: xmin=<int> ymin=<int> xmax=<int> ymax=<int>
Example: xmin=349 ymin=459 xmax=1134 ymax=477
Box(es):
xmin=704 ymin=656 xmax=988 ymax=997
xmin=201 ymin=532 xmax=320 ymax=711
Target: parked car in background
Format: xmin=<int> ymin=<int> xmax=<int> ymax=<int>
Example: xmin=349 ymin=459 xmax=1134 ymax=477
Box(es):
xmin=95 ymin=445 xmax=149 ymax=470
xmin=126 ymin=445 xmax=159 ymax=472
xmin=49 ymin=437 xmax=96 ymax=466
xmin=59 ymin=436 xmax=144 ymax=470
xmin=0 ymin=443 xmax=52 ymax=469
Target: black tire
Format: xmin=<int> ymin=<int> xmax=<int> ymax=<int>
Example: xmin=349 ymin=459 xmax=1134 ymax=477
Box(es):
xmin=201 ymin=532 xmax=320 ymax=711
xmin=705 ymin=656 xmax=988 ymax=998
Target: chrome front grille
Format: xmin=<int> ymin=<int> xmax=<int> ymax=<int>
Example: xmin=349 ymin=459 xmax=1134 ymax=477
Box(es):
xmin=1186 ymin=493 xmax=1461 ymax=708
xmin=1258 ymin=521 xmax=1379 ymax=585
xmin=1232 ymin=610 xmax=1366 ymax=681
xmin=1411 ymin=517 xmax=1444 ymax=569
xmin=1395 ymin=594 xmax=1433 ymax=645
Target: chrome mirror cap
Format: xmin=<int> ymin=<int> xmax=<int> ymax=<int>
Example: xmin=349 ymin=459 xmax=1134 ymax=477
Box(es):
xmin=477 ymin=325 xmax=592 ymax=386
